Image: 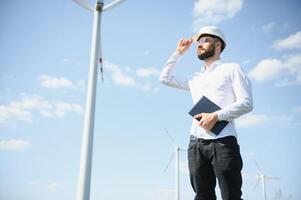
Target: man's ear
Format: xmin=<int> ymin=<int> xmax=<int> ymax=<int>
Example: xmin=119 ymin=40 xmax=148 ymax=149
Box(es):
xmin=215 ymin=41 xmax=222 ymax=52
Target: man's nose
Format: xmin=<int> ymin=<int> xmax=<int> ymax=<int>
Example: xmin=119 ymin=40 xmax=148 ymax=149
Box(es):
xmin=197 ymin=44 xmax=204 ymax=49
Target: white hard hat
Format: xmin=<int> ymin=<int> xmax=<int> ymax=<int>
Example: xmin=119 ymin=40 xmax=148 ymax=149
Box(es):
xmin=192 ymin=26 xmax=226 ymax=49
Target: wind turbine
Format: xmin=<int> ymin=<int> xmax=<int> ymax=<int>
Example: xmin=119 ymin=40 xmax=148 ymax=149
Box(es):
xmin=72 ymin=0 xmax=126 ymax=200
xmin=163 ymin=128 xmax=187 ymax=200
xmin=253 ymin=161 xmax=282 ymax=200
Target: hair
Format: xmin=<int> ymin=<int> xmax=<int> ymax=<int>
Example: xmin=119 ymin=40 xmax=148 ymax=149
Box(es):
xmin=211 ymin=36 xmax=225 ymax=53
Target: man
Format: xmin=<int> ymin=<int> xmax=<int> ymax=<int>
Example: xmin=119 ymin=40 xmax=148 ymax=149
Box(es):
xmin=159 ymin=26 xmax=253 ymax=200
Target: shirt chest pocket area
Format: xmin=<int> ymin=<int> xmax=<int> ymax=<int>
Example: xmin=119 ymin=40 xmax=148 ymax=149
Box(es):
xmin=209 ymin=76 xmax=231 ymax=94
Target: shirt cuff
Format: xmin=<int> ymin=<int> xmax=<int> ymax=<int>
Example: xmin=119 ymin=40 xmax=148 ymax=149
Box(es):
xmin=215 ymin=110 xmax=227 ymax=121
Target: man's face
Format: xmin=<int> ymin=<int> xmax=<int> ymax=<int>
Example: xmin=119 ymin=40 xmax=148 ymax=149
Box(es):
xmin=196 ymin=36 xmax=217 ymax=60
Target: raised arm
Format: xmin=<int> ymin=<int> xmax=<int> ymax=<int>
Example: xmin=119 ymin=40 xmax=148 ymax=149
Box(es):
xmin=159 ymin=38 xmax=193 ymax=91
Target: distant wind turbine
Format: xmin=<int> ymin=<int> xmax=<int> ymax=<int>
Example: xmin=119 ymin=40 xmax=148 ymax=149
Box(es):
xmin=253 ymin=161 xmax=282 ymax=200
xmin=72 ymin=0 xmax=126 ymax=200
xmin=163 ymin=128 xmax=187 ymax=200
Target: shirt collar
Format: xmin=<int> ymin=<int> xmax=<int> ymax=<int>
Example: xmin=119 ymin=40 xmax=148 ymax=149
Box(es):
xmin=200 ymin=59 xmax=222 ymax=73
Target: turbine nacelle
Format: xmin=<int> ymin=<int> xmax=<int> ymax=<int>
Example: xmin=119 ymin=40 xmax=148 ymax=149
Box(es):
xmin=73 ymin=0 xmax=126 ymax=12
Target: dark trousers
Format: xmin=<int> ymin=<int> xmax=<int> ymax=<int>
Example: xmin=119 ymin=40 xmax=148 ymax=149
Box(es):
xmin=188 ymin=135 xmax=243 ymax=200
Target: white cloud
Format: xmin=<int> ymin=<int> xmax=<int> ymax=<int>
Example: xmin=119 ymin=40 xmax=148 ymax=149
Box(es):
xmin=104 ymin=61 xmax=159 ymax=92
xmin=72 ymin=103 xmax=85 ymax=114
xmin=236 ymin=113 xmax=268 ymax=128
xmin=282 ymin=54 xmax=301 ymax=85
xmin=112 ymin=70 xmax=136 ymax=87
xmin=136 ymin=67 xmax=160 ymax=78
xmin=249 ymin=54 xmax=301 ymax=86
xmin=0 ymin=95 xmax=83 ymax=127
xmin=10 ymin=95 xmax=52 ymax=110
xmin=136 ymin=82 xmax=159 ymax=92
xmin=236 ymin=113 xmax=295 ymax=128
xmin=38 ymin=75 xmax=84 ymax=90
xmin=262 ymin=22 xmax=276 ymax=34
xmin=273 ymin=31 xmax=301 ymax=50
xmin=193 ymin=0 xmax=244 ymax=30
xmin=48 ymin=181 xmax=62 ymax=190
xmin=0 ymin=105 xmax=32 ymax=125
xmin=0 ymin=95 xmax=51 ymax=125
xmin=104 ymin=61 xmax=136 ymax=87
xmin=250 ymin=31 xmax=301 ymax=85
xmin=41 ymin=102 xmax=84 ymax=118
xmin=62 ymin=58 xmax=81 ymax=66
xmin=0 ymin=139 xmax=31 ymax=151
xmin=248 ymin=59 xmax=284 ymax=82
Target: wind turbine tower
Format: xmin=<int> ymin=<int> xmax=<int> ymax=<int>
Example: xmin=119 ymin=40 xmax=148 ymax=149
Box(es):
xmin=164 ymin=129 xmax=187 ymax=200
xmin=72 ymin=0 xmax=126 ymax=200
xmin=253 ymin=161 xmax=282 ymax=200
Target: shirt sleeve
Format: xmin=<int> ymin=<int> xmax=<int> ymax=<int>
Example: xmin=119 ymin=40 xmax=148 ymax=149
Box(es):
xmin=159 ymin=52 xmax=190 ymax=91
xmin=215 ymin=64 xmax=253 ymax=121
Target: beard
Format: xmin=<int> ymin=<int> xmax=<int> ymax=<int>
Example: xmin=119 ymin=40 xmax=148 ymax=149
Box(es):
xmin=197 ymin=43 xmax=215 ymax=60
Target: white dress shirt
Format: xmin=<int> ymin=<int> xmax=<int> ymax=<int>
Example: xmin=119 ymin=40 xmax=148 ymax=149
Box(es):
xmin=159 ymin=52 xmax=253 ymax=140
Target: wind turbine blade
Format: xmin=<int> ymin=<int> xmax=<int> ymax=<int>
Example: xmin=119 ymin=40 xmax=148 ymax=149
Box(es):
xmin=103 ymin=0 xmax=126 ymax=12
xmin=265 ymin=176 xmax=282 ymax=180
xmin=73 ymin=0 xmax=94 ymax=11
xmin=163 ymin=152 xmax=175 ymax=173
xmin=164 ymin=128 xmax=176 ymax=147
xmin=254 ymin=160 xmax=263 ymax=174
xmin=252 ymin=178 xmax=261 ymax=191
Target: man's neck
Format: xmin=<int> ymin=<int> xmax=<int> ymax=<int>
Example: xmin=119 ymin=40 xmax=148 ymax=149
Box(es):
xmin=204 ymin=55 xmax=220 ymax=70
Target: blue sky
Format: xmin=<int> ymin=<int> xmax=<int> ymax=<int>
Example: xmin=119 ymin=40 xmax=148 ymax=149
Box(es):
xmin=1 ymin=0 xmax=301 ymax=200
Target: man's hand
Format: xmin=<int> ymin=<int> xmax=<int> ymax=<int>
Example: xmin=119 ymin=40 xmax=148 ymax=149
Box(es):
xmin=176 ymin=38 xmax=193 ymax=55
xmin=194 ymin=112 xmax=219 ymax=132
